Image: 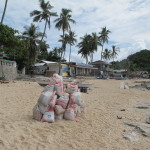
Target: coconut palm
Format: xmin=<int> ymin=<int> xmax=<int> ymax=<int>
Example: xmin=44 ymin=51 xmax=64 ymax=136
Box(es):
xmin=1 ymin=0 xmax=8 ymax=24
xmin=78 ymin=34 xmax=92 ymax=64
xmin=67 ymin=31 xmax=77 ymax=63
xmin=22 ymin=23 xmax=43 ymax=66
xmin=54 ymin=8 xmax=75 ymax=74
xmin=30 ymin=0 xmax=57 ymax=42
xmin=58 ymin=34 xmax=69 ymax=59
xmin=90 ymin=32 xmax=99 ymax=62
xmin=103 ymin=48 xmax=111 ymax=61
xmin=111 ymin=45 xmax=120 ymax=66
xmin=99 ymin=27 xmax=111 ymax=60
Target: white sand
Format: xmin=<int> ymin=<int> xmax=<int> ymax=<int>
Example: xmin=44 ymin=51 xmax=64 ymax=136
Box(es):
xmin=0 ymin=79 xmax=150 ymax=150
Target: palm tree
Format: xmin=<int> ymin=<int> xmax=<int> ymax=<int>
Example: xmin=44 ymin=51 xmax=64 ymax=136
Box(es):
xmin=22 ymin=23 xmax=43 ymax=67
xmin=78 ymin=34 xmax=92 ymax=64
xmin=30 ymin=0 xmax=57 ymax=42
xmin=1 ymin=0 xmax=8 ymax=24
xmin=58 ymin=34 xmax=69 ymax=59
xmin=67 ymin=31 xmax=77 ymax=63
xmin=99 ymin=27 xmax=111 ymax=60
xmin=103 ymin=48 xmax=111 ymax=61
xmin=111 ymin=45 xmax=120 ymax=66
xmin=90 ymin=32 xmax=99 ymax=62
xmin=54 ymin=8 xmax=75 ymax=74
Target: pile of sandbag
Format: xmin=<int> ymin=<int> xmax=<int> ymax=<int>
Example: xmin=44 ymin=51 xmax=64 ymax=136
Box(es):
xmin=33 ymin=74 xmax=85 ymax=123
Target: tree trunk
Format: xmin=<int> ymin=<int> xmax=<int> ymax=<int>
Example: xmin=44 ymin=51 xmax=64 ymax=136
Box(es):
xmin=69 ymin=44 xmax=71 ymax=63
xmin=40 ymin=21 xmax=47 ymax=42
xmin=58 ymin=29 xmax=65 ymax=75
xmin=101 ymin=45 xmax=103 ymax=60
xmin=1 ymin=0 xmax=8 ymax=24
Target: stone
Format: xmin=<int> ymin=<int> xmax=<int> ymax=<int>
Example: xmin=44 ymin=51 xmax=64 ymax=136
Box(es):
xmin=146 ymin=117 xmax=150 ymax=124
xmin=123 ymin=132 xmax=138 ymax=141
xmin=125 ymin=122 xmax=150 ymax=137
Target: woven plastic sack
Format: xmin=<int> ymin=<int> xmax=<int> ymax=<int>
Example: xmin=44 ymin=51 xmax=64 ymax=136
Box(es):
xmin=33 ymin=103 xmax=42 ymax=121
xmin=64 ymin=108 xmax=75 ymax=120
xmin=55 ymin=114 xmax=64 ymax=120
xmin=54 ymin=105 xmax=65 ymax=115
xmin=66 ymin=83 xmax=78 ymax=94
xmin=43 ymin=85 xmax=54 ymax=92
xmin=70 ymin=92 xmax=85 ymax=107
xmin=55 ymin=84 xmax=63 ymax=97
xmin=57 ymin=93 xmax=69 ymax=109
xmin=49 ymin=95 xmax=57 ymax=108
xmin=38 ymin=103 xmax=50 ymax=114
xmin=38 ymin=91 xmax=53 ymax=106
xmin=41 ymin=109 xmax=55 ymax=123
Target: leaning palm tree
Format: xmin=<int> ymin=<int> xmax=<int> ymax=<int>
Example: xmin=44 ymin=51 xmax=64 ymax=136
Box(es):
xmin=22 ymin=23 xmax=43 ymax=67
xmin=103 ymin=48 xmax=111 ymax=61
xmin=67 ymin=31 xmax=77 ymax=63
xmin=1 ymin=0 xmax=8 ymax=24
xmin=111 ymin=45 xmax=120 ymax=67
xmin=99 ymin=27 xmax=111 ymax=60
xmin=30 ymin=0 xmax=57 ymax=42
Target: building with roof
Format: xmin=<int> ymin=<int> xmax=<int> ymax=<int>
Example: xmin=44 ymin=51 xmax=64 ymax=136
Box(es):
xmin=0 ymin=59 xmax=17 ymax=80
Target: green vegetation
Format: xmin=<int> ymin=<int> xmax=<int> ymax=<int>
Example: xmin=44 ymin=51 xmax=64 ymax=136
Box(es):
xmin=113 ymin=50 xmax=150 ymax=72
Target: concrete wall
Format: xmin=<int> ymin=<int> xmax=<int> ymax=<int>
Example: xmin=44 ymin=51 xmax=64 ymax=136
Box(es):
xmin=0 ymin=59 xmax=17 ymax=80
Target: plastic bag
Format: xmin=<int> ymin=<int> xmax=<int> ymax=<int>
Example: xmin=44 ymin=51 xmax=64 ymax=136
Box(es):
xmin=64 ymin=108 xmax=75 ymax=120
xmin=41 ymin=109 xmax=55 ymax=123
xmin=33 ymin=103 xmax=42 ymax=121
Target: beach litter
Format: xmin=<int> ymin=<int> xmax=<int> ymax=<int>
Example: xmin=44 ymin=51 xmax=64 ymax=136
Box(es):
xmin=33 ymin=73 xmax=85 ymax=122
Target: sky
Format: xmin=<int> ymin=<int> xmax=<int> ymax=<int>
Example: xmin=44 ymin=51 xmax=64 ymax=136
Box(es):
xmin=0 ymin=0 xmax=150 ymax=63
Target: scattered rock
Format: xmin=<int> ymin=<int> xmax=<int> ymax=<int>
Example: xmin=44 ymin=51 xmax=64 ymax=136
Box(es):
xmin=125 ymin=122 xmax=150 ymax=137
xmin=146 ymin=117 xmax=150 ymax=124
xmin=123 ymin=132 xmax=138 ymax=141
xmin=117 ymin=116 xmax=122 ymax=119
xmin=120 ymin=109 xmax=126 ymax=111
xmin=135 ymin=102 xmax=150 ymax=109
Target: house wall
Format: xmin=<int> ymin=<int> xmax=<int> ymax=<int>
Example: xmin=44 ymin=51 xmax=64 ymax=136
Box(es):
xmin=0 ymin=59 xmax=17 ymax=80
xmin=34 ymin=66 xmax=47 ymax=75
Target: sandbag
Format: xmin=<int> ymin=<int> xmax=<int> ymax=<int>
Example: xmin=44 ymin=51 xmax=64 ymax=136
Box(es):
xmin=38 ymin=103 xmax=50 ymax=114
xmin=57 ymin=93 xmax=69 ymax=109
xmin=43 ymin=85 xmax=54 ymax=92
xmin=49 ymin=95 xmax=57 ymax=108
xmin=70 ymin=92 xmax=85 ymax=107
xmin=38 ymin=91 xmax=53 ymax=106
xmin=54 ymin=105 xmax=65 ymax=115
xmin=53 ymin=73 xmax=63 ymax=84
xmin=33 ymin=103 xmax=42 ymax=121
xmin=66 ymin=83 xmax=78 ymax=94
xmin=55 ymin=84 xmax=63 ymax=97
xmin=41 ymin=109 xmax=55 ymax=123
xmin=69 ymin=104 xmax=78 ymax=115
xmin=64 ymin=108 xmax=75 ymax=120
xmin=55 ymin=114 xmax=63 ymax=120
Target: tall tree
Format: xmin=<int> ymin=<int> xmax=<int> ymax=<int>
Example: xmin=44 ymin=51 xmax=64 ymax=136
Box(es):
xmin=111 ymin=45 xmax=120 ymax=66
xmin=55 ymin=8 xmax=75 ymax=74
xmin=78 ymin=34 xmax=92 ymax=64
xmin=30 ymin=0 xmax=57 ymax=42
xmin=99 ymin=27 xmax=111 ymax=60
xmin=90 ymin=32 xmax=99 ymax=62
xmin=1 ymin=0 xmax=8 ymax=24
xmin=22 ymin=23 xmax=43 ymax=68
xmin=103 ymin=48 xmax=111 ymax=61
xmin=67 ymin=31 xmax=77 ymax=63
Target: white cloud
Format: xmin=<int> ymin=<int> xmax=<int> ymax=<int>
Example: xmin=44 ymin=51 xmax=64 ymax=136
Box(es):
xmin=1 ymin=0 xmax=150 ymax=62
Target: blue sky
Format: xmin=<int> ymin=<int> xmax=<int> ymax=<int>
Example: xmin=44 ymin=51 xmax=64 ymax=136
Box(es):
xmin=1 ymin=0 xmax=150 ymax=63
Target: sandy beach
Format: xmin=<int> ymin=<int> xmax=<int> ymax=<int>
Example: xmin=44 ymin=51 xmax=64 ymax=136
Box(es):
xmin=0 ymin=79 xmax=150 ymax=150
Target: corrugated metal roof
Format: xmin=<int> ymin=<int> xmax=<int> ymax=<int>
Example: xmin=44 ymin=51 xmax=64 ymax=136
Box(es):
xmin=34 ymin=63 xmax=45 ymax=66
xmin=41 ymin=60 xmax=58 ymax=64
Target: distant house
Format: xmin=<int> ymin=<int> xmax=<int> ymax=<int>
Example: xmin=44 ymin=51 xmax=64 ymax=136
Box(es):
xmin=33 ymin=60 xmax=69 ymax=77
xmin=91 ymin=60 xmax=112 ymax=74
xmin=0 ymin=59 xmax=17 ymax=80
xmin=69 ymin=62 xmax=98 ymax=76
